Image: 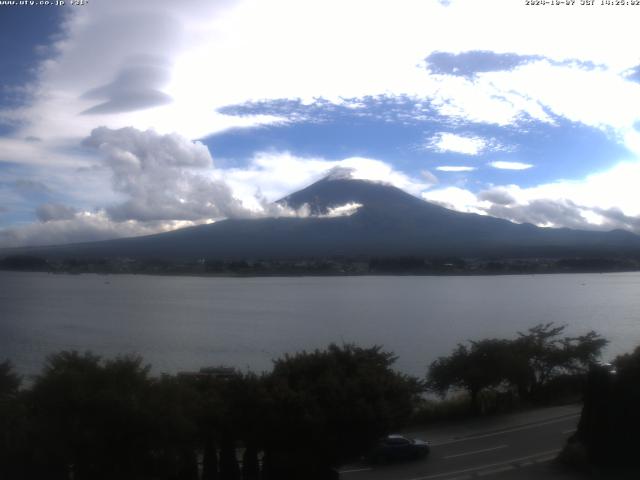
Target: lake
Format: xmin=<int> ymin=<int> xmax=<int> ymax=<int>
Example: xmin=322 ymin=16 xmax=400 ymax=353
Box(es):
xmin=1 ymin=271 xmax=639 ymax=378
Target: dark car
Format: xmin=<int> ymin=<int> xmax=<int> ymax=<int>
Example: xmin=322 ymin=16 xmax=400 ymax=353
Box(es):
xmin=368 ymin=434 xmax=430 ymax=463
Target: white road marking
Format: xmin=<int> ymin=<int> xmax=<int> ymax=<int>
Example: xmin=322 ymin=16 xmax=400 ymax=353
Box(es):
xmin=432 ymin=414 xmax=580 ymax=446
xmin=562 ymin=428 xmax=577 ymax=434
xmin=444 ymin=445 xmax=508 ymax=459
xmin=405 ymin=449 xmax=561 ymax=480
xmin=339 ymin=467 xmax=372 ymax=474
xmin=477 ymin=465 xmax=514 ymax=476
xmin=534 ymin=454 xmax=558 ymax=463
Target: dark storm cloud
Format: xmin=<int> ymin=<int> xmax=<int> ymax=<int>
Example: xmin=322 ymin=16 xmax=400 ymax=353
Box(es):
xmin=81 ymin=55 xmax=172 ymax=115
xmin=36 ymin=203 xmax=77 ymax=222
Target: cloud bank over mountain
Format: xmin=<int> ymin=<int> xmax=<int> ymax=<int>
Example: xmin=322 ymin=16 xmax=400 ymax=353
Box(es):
xmin=1 ymin=127 xmax=432 ymax=247
xmin=2 ymin=0 xmax=640 ymax=246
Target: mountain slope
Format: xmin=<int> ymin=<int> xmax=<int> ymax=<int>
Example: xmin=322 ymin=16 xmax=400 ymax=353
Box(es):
xmin=6 ymin=177 xmax=640 ymax=260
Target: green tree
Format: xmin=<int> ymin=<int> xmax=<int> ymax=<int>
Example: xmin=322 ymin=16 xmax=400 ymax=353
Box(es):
xmin=219 ymin=373 xmax=267 ymax=480
xmin=574 ymin=345 xmax=640 ymax=467
xmin=28 ymin=351 xmax=103 ymax=480
xmin=146 ymin=374 xmax=200 ymax=480
xmin=27 ymin=351 xmax=163 ymax=480
xmin=427 ymin=339 xmax=512 ymax=413
xmin=263 ymin=344 xmax=421 ymax=479
xmin=0 ymin=360 xmax=21 ymax=397
xmin=0 ymin=360 xmax=28 ymax=480
xmin=179 ymin=368 xmax=268 ymax=480
xmin=512 ymin=323 xmax=607 ymax=400
xmin=428 ymin=324 xmax=608 ymax=410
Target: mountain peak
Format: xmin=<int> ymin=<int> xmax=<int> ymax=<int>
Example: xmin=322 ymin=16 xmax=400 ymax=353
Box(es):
xmin=323 ymin=166 xmax=355 ymax=181
xmin=320 ymin=167 xmax=393 ymax=188
xmin=278 ymin=175 xmax=424 ymax=216
xmin=6 ymin=174 xmax=640 ymax=262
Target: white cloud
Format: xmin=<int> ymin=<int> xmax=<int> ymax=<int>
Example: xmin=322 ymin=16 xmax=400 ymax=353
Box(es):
xmin=0 ymin=137 xmax=90 ymax=168
xmin=83 ymin=127 xmax=253 ymax=222
xmin=489 ymin=161 xmax=533 ymax=170
xmin=486 ymin=199 xmax=597 ymax=231
xmin=518 ymin=161 xmax=640 ymax=218
xmin=484 ymin=61 xmax=640 ymax=142
xmin=428 ymin=74 xmax=548 ymax=126
xmin=3 ymin=0 xmax=640 ymax=244
xmin=5 ymin=0 xmax=284 ymax=143
xmin=0 ymin=131 xmax=431 ymax=246
xmin=0 ymin=210 xmax=172 ymax=248
xmin=321 ymin=203 xmax=363 ymax=218
xmin=423 ymin=159 xmax=640 ymax=233
xmin=422 ymin=186 xmax=487 ymax=214
xmin=435 ymin=166 xmax=476 ymax=172
xmin=35 ymin=203 xmax=77 ymax=222
xmin=8 ymin=0 xmax=640 ymax=147
xmin=420 ymin=169 xmax=439 ymax=185
xmin=426 ymin=133 xmax=488 ymax=155
xmin=477 ymin=187 xmax=516 ymax=206
xmin=80 ymin=55 xmax=173 ymax=115
xmin=220 ymin=152 xmax=431 ymax=208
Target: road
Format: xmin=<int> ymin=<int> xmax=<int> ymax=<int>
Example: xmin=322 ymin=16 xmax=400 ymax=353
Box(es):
xmin=339 ymin=405 xmax=581 ymax=480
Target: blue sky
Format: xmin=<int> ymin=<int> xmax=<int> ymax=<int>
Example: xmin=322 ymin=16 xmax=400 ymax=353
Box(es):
xmin=1 ymin=0 xmax=640 ymax=246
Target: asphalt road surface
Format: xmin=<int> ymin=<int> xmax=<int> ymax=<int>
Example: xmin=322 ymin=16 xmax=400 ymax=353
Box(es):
xmin=339 ymin=406 xmax=581 ymax=480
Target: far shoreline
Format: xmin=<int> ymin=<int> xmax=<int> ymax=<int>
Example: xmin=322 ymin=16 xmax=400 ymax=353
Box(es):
xmin=2 ymin=266 xmax=640 ymax=279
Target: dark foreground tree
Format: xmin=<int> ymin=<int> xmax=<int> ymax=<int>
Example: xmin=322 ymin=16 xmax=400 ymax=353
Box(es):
xmin=0 ymin=360 xmax=27 ymax=480
xmin=571 ymin=345 xmax=640 ymax=469
xmin=427 ymin=324 xmax=608 ymax=410
xmin=511 ymin=323 xmax=607 ymax=401
xmin=0 ymin=360 xmax=21 ymax=397
xmin=263 ymin=344 xmax=422 ymax=480
xmin=181 ymin=368 xmax=265 ymax=480
xmin=26 ymin=351 xmax=164 ymax=480
xmin=146 ymin=374 xmax=201 ymax=480
xmin=427 ymin=339 xmax=512 ymax=413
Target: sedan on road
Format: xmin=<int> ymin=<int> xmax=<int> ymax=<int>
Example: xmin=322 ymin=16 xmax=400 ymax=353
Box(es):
xmin=368 ymin=434 xmax=430 ymax=463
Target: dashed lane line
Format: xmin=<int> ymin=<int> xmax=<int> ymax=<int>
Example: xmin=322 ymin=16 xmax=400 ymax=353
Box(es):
xmin=444 ymin=445 xmax=508 ymax=460
xmin=404 ymin=449 xmax=561 ymax=480
xmin=431 ymin=414 xmax=579 ymax=446
xmin=339 ymin=467 xmax=373 ymax=474
xmin=477 ymin=464 xmax=514 ymax=476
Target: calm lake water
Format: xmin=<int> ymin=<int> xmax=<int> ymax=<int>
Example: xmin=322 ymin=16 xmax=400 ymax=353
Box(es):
xmin=1 ymin=271 xmax=640 ymax=378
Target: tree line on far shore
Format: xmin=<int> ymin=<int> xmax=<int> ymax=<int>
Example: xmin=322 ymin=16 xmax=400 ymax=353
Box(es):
xmin=3 ymin=253 xmax=640 ymax=276
xmin=0 ymin=323 xmax=615 ymax=480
